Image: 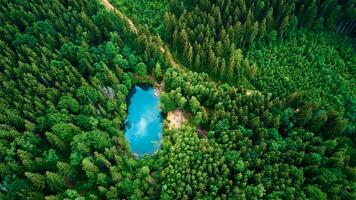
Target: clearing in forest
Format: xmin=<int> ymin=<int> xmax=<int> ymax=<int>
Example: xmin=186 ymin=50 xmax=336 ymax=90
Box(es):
xmin=166 ymin=109 xmax=187 ymax=129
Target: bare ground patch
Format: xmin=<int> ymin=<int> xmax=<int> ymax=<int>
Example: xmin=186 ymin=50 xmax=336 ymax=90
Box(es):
xmin=166 ymin=109 xmax=187 ymax=129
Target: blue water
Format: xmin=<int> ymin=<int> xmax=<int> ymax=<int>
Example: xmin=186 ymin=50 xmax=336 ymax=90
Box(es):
xmin=125 ymin=85 xmax=163 ymax=156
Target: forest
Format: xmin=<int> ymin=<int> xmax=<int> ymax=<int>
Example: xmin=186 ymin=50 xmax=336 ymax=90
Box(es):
xmin=0 ymin=0 xmax=355 ymax=199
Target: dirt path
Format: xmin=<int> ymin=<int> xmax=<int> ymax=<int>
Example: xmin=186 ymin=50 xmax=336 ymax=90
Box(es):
xmin=166 ymin=109 xmax=187 ymax=129
xmin=101 ymin=0 xmax=185 ymax=71
xmin=101 ymin=0 xmax=138 ymax=34
xmin=101 ymin=0 xmax=259 ymax=94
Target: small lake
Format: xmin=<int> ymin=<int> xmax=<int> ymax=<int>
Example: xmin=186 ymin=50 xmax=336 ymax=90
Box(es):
xmin=125 ymin=85 xmax=163 ymax=156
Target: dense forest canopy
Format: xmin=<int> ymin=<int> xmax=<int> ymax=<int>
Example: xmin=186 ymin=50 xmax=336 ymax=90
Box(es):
xmin=0 ymin=0 xmax=355 ymax=199
xmin=163 ymin=0 xmax=355 ymax=84
xmin=0 ymin=0 xmax=165 ymax=199
xmin=109 ymin=0 xmax=171 ymax=34
xmin=159 ymin=0 xmax=355 ymax=131
xmin=247 ymin=29 xmax=355 ymax=122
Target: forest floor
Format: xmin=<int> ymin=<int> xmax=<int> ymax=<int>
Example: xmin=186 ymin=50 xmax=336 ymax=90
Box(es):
xmin=166 ymin=109 xmax=187 ymax=129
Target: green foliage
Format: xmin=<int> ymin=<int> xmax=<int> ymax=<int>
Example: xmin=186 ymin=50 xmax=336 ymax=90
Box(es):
xmin=58 ymin=95 xmax=79 ymax=113
xmin=0 ymin=0 xmax=159 ymax=198
xmin=46 ymin=171 xmax=66 ymax=192
xmin=153 ymin=62 xmax=162 ymax=80
xmin=247 ymin=29 xmax=355 ymax=117
xmin=25 ymin=172 xmax=46 ymax=191
xmin=161 ymin=68 xmax=355 ymax=199
xmin=160 ymin=92 xmax=176 ymax=112
xmin=135 ymin=62 xmax=148 ymax=76
xmin=0 ymin=0 xmax=354 ymax=199
xmin=158 ymin=126 xmax=228 ymax=199
xmin=164 ymin=0 xmax=355 ymax=85
xmin=110 ymin=0 xmax=170 ymax=33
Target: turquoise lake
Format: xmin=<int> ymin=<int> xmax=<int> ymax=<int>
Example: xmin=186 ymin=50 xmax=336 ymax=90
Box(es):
xmin=125 ymin=85 xmax=163 ymax=156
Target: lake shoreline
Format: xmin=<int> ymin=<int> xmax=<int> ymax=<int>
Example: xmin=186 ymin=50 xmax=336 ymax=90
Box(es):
xmin=124 ymin=84 xmax=164 ymax=157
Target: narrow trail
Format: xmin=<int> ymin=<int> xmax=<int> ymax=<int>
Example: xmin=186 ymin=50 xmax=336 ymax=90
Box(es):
xmin=101 ymin=0 xmax=185 ymax=71
xmin=101 ymin=0 xmax=138 ymax=34
xmin=101 ymin=0 xmax=260 ymax=95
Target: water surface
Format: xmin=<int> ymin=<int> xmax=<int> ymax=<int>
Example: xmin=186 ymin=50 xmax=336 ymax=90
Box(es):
xmin=125 ymin=85 xmax=163 ymax=156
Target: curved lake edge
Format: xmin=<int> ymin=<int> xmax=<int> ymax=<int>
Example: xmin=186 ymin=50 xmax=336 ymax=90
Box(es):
xmin=124 ymin=83 xmax=164 ymax=158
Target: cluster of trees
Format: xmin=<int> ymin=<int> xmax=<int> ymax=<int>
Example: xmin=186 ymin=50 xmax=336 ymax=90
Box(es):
xmin=0 ymin=0 xmax=166 ymax=199
xmin=164 ymin=0 xmax=355 ymax=84
xmin=158 ymin=126 xmax=229 ymax=199
xmin=1 ymin=0 xmax=355 ymax=199
xmin=110 ymin=0 xmax=170 ymax=34
xmin=159 ymin=68 xmax=355 ymax=199
xmin=247 ymin=29 xmax=355 ymax=128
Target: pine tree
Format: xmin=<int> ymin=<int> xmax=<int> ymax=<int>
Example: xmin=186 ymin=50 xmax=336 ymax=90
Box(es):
xmin=227 ymin=52 xmax=236 ymax=83
xmin=82 ymin=157 xmax=99 ymax=180
xmin=280 ymin=16 xmax=290 ymax=38
xmin=46 ymin=171 xmax=66 ymax=192
xmin=260 ymin=18 xmax=267 ymax=39
xmin=249 ymin=21 xmax=259 ymax=44
xmin=25 ymin=172 xmax=46 ymax=190
xmin=245 ymin=63 xmax=257 ymax=78
xmin=186 ymin=43 xmax=193 ymax=66
xmin=179 ymin=29 xmax=189 ymax=54
xmin=208 ymin=49 xmax=216 ymax=74
xmin=266 ymin=7 xmax=274 ymax=31
xmin=164 ymin=12 xmax=174 ymax=42
xmin=194 ymin=53 xmax=201 ymax=70
xmin=153 ymin=62 xmax=162 ymax=80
